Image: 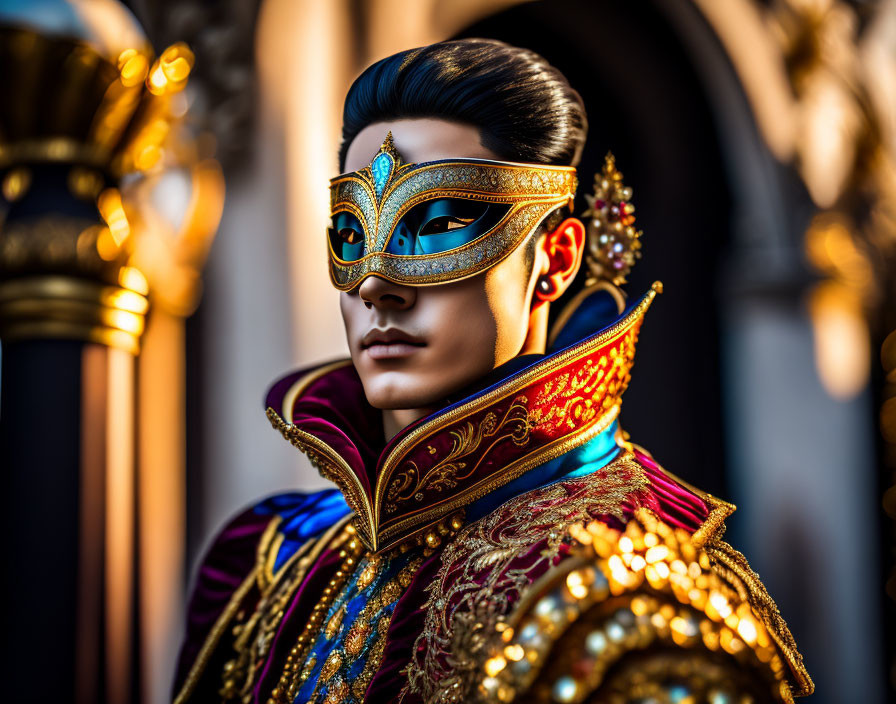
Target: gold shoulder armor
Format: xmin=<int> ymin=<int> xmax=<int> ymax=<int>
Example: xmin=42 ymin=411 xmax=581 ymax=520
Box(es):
xmin=476 ymin=510 xmax=813 ymax=703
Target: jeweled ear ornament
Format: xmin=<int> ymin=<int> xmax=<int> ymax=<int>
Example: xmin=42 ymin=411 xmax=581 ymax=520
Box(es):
xmin=537 ymin=277 xmax=555 ymax=296
xmin=582 ymin=152 xmax=642 ymax=286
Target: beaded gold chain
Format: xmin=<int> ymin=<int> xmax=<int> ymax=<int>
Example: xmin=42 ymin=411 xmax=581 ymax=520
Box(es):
xmin=267 ymin=523 xmax=364 ymax=704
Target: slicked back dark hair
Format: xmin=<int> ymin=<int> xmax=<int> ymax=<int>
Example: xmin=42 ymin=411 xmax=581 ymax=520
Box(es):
xmin=338 ymin=38 xmax=588 ymax=171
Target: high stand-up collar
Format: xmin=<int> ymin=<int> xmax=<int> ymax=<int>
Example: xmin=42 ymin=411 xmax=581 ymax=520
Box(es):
xmin=266 ymin=283 xmax=662 ymax=553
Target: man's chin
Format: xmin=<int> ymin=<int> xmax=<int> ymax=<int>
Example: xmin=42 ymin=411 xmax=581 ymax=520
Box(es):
xmin=361 ymin=374 xmax=450 ymax=411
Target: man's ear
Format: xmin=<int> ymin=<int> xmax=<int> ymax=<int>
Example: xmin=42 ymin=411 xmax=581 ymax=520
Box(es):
xmin=534 ymin=217 xmax=586 ymax=302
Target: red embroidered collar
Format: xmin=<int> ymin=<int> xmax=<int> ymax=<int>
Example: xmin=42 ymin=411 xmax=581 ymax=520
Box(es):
xmin=266 ymin=285 xmax=660 ymax=552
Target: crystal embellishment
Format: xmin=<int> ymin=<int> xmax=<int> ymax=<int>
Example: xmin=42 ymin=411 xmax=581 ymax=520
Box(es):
xmin=372 ymin=152 xmax=393 ymax=198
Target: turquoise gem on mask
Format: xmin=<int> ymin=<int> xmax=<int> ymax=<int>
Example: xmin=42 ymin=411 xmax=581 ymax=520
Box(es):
xmin=372 ymin=152 xmax=393 ymax=197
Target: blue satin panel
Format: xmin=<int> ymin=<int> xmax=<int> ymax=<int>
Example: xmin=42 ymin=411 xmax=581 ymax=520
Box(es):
xmin=465 ymin=419 xmax=623 ymax=523
xmin=253 ymin=489 xmax=351 ymax=573
xmin=548 ymin=289 xmax=628 ymax=353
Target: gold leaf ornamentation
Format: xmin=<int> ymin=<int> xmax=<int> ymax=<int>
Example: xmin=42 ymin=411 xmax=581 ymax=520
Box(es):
xmin=402 ymin=453 xmax=649 ymax=703
xmin=385 ymin=398 xmax=531 ymax=514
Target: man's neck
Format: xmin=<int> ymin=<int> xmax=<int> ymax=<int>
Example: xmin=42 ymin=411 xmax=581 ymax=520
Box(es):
xmin=382 ymin=407 xmax=434 ymax=442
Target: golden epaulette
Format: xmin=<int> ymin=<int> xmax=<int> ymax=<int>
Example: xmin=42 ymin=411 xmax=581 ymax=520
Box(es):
xmin=472 ymin=510 xmax=813 ymax=703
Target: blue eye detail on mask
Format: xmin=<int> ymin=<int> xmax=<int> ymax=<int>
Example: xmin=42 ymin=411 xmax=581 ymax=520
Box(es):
xmin=328 ymin=212 xmax=366 ymax=262
xmin=386 ymin=199 xmax=510 ymax=256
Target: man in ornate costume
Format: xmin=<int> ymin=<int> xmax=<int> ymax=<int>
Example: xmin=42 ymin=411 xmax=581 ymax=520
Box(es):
xmin=173 ymin=39 xmax=812 ymax=703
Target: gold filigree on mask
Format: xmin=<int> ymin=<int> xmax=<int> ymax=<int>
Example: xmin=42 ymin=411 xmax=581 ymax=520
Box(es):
xmin=328 ymin=133 xmax=578 ymax=289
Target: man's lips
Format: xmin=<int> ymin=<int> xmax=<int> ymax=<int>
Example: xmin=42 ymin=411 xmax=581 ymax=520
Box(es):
xmin=361 ymin=328 xmax=426 ymax=360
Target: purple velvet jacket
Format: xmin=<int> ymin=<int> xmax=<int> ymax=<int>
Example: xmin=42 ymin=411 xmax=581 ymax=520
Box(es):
xmin=172 ymin=287 xmax=811 ymax=703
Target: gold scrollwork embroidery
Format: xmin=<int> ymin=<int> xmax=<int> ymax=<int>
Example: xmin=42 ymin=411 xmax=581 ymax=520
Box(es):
xmin=385 ymin=397 xmax=531 ymax=513
xmin=218 ymin=518 xmax=354 ymax=702
xmin=296 ymin=554 xmax=422 ymax=703
xmin=529 ymin=333 xmax=635 ymax=433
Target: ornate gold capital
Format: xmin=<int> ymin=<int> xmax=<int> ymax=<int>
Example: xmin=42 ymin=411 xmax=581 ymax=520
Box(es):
xmin=0 ymin=276 xmax=148 ymax=354
xmin=0 ymin=209 xmax=148 ymax=352
xmin=0 ymin=9 xmax=205 ymax=352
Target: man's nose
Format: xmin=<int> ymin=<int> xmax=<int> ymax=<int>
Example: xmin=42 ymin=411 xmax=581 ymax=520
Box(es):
xmin=357 ymin=275 xmax=417 ymax=310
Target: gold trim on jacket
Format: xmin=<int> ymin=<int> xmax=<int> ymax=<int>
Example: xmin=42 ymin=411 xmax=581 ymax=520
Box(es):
xmin=267 ymin=284 xmax=661 ymax=553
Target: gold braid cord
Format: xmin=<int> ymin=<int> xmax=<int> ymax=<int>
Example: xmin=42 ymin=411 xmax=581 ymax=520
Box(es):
xmin=467 ymin=510 xmax=813 ymax=704
xmin=703 ymin=539 xmax=813 ymax=697
xmin=215 ymin=518 xmax=356 ymax=703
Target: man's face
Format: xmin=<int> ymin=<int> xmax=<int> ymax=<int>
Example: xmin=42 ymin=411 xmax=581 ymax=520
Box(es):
xmin=339 ymin=119 xmax=540 ymax=411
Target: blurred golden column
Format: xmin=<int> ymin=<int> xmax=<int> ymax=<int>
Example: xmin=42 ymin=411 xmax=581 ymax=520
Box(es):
xmin=0 ymin=3 xmax=220 ymax=702
xmin=129 ymin=156 xmax=224 ymax=704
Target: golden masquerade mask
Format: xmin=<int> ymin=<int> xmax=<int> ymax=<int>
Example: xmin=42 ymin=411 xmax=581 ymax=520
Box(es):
xmin=328 ymin=133 xmax=578 ymax=290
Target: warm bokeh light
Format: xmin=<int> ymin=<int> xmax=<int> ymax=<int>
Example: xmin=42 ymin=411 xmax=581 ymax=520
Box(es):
xmin=96 ymin=227 xmax=121 ymax=261
xmin=147 ymin=43 xmax=194 ymax=96
xmin=160 ymin=44 xmax=194 ymax=82
xmin=118 ymin=266 xmax=149 ymax=296
xmin=1 ymin=167 xmax=31 ymax=201
xmin=98 ymin=188 xmax=131 ymax=246
xmin=808 ymin=280 xmax=870 ymax=399
xmin=117 ymin=48 xmax=149 ymax=87
xmin=148 ymin=66 xmax=167 ymax=93
xmin=804 ymin=215 xmax=873 ymax=400
xmin=796 ymin=71 xmax=862 ymax=208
